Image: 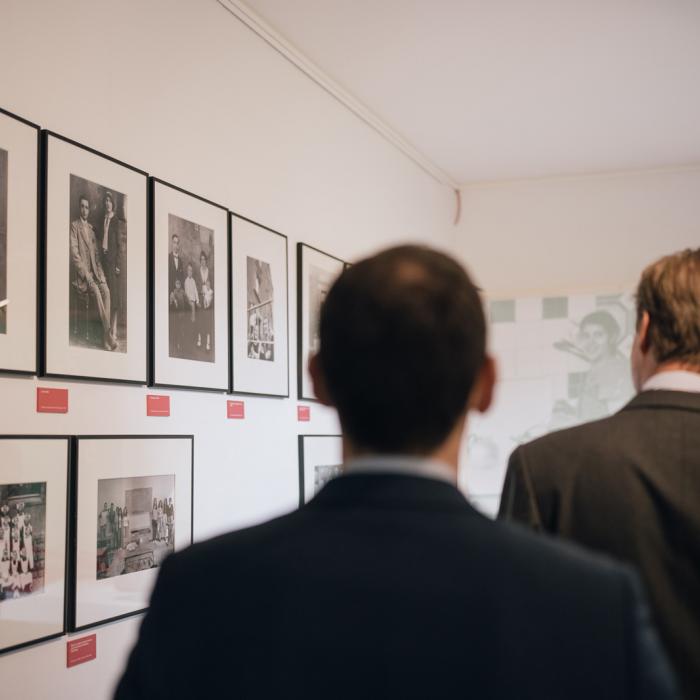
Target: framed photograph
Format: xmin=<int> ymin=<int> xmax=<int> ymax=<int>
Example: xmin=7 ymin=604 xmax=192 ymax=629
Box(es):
xmin=42 ymin=132 xmax=148 ymax=383
xmin=70 ymin=435 xmax=193 ymax=632
xmin=298 ymin=434 xmax=343 ymax=506
xmin=297 ymin=244 xmax=346 ymax=400
xmin=0 ymin=108 xmax=40 ymax=375
xmin=0 ymin=436 xmax=69 ymax=655
xmin=151 ymin=179 xmax=229 ymax=392
xmin=230 ymin=214 xmax=288 ymax=397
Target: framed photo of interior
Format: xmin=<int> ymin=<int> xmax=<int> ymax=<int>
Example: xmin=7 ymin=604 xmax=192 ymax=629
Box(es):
xmin=42 ymin=132 xmax=148 ymax=383
xmin=151 ymin=179 xmax=229 ymax=392
xmin=230 ymin=214 xmax=289 ymax=396
xmin=69 ymin=435 xmax=193 ymax=632
xmin=298 ymin=434 xmax=343 ymax=507
xmin=0 ymin=436 xmax=70 ymax=655
xmin=297 ymin=244 xmax=346 ymax=400
xmin=0 ymin=108 xmax=40 ymax=375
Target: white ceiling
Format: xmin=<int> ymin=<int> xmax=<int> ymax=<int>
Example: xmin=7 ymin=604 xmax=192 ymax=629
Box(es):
xmin=241 ymin=0 xmax=700 ymax=185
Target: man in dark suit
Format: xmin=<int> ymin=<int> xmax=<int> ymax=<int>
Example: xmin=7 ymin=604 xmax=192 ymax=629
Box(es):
xmin=168 ymin=233 xmax=185 ymax=293
xmin=499 ymin=248 xmax=700 ymax=699
xmin=115 ymin=246 xmax=676 ymax=699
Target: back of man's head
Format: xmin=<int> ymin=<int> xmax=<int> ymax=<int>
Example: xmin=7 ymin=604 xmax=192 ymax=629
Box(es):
xmin=636 ymin=248 xmax=700 ymax=365
xmin=318 ymin=245 xmax=486 ymax=455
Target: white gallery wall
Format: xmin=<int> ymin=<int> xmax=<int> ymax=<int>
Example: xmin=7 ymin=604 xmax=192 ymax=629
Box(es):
xmin=0 ymin=1 xmax=454 ymax=697
xmin=456 ymin=167 xmax=700 ymax=297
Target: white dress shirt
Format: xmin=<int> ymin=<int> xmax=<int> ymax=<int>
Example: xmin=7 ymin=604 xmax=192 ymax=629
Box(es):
xmin=343 ymin=455 xmax=456 ymax=485
xmin=642 ymin=370 xmax=700 ymax=393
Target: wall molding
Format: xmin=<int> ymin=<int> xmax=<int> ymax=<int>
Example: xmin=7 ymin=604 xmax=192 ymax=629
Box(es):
xmin=216 ymin=0 xmax=459 ymax=190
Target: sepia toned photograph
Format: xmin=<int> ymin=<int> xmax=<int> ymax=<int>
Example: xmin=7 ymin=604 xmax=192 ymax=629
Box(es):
xmin=0 ymin=482 xmax=46 ymax=603
xmin=167 ymin=213 xmax=215 ymax=363
xmin=96 ymin=474 xmax=175 ymax=580
xmin=247 ymin=255 xmax=274 ymax=362
xmin=69 ymin=174 xmax=127 ymax=353
xmin=298 ymin=435 xmax=343 ymax=506
xmin=0 ymin=147 xmax=7 ymax=335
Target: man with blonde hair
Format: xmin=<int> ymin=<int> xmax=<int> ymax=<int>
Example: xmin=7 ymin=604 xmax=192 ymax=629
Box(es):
xmin=500 ymin=248 xmax=700 ymax=699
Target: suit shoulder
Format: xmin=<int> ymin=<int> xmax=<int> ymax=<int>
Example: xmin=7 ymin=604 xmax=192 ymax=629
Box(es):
xmin=492 ymin=516 xmax=633 ymax=591
xmin=164 ymin=508 xmax=305 ymax=575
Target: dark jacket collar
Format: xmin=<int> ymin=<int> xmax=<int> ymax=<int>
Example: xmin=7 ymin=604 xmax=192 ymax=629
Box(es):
xmin=306 ymin=472 xmax=474 ymax=513
xmin=621 ymin=389 xmax=700 ymax=414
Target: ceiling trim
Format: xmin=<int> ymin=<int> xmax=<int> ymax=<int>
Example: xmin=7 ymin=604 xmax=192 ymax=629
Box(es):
xmin=216 ymin=0 xmax=459 ymax=190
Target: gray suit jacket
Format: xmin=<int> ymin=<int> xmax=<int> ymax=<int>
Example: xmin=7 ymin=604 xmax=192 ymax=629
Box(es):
xmin=499 ymin=390 xmax=700 ymax=699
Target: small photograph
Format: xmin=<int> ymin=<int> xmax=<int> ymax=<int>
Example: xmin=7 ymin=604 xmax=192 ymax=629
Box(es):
xmin=0 ymin=482 xmax=46 ymax=603
xmin=308 ymin=263 xmax=335 ymax=356
xmin=314 ymin=464 xmax=343 ymax=494
xmin=0 ymin=147 xmax=7 ymax=334
xmin=69 ymin=174 xmax=127 ymax=353
xmin=168 ymin=213 xmax=215 ymax=363
xmin=246 ymin=256 xmax=274 ymax=362
xmin=96 ymin=474 xmax=175 ymax=580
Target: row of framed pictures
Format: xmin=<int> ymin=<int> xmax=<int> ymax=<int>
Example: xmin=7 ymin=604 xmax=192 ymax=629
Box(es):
xmin=0 ymin=106 xmax=347 ymax=399
xmin=0 ymin=435 xmax=193 ymax=655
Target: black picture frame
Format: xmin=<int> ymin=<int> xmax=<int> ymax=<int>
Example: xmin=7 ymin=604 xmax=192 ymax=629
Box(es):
xmin=229 ymin=212 xmax=289 ymax=398
xmin=296 ymin=243 xmax=346 ymax=401
xmin=150 ymin=178 xmax=230 ymax=393
xmin=0 ymin=107 xmax=41 ymax=377
xmin=0 ymin=435 xmax=71 ymax=656
xmin=297 ymin=434 xmax=343 ymax=507
xmin=68 ymin=434 xmax=194 ymax=633
xmin=41 ymin=130 xmax=149 ymax=385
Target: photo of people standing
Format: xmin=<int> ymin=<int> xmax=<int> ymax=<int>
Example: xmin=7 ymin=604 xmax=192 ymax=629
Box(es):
xmin=246 ymin=256 xmax=274 ymax=361
xmin=96 ymin=475 xmax=175 ymax=580
xmin=68 ymin=174 xmax=127 ymax=352
xmin=0 ymin=482 xmax=46 ymax=603
xmin=167 ymin=213 xmax=215 ymax=362
xmin=0 ymin=148 xmax=8 ymax=335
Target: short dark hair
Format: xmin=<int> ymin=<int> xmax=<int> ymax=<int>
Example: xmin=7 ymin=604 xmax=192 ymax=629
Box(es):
xmin=636 ymin=248 xmax=700 ymax=365
xmin=79 ymin=194 xmax=89 ymax=206
xmin=319 ymin=245 xmax=486 ymax=454
xmin=580 ymin=310 xmax=620 ymax=345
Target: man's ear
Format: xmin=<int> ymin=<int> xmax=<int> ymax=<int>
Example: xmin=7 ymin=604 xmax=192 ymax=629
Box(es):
xmin=469 ymin=355 xmax=496 ymax=414
xmin=637 ymin=311 xmax=652 ymax=354
xmin=309 ymin=353 xmax=333 ymax=407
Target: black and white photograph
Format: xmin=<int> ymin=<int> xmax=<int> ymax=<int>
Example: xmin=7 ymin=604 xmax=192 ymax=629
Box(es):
xmin=96 ymin=474 xmax=175 ymax=580
xmin=167 ymin=214 xmax=215 ymax=363
xmin=246 ymin=256 xmax=274 ymax=362
xmin=68 ymin=174 xmax=127 ymax=353
xmin=152 ymin=180 xmax=229 ymax=392
xmin=298 ymin=435 xmax=343 ymax=506
xmin=297 ymin=244 xmax=345 ymax=400
xmin=0 ymin=482 xmax=46 ymax=602
xmin=308 ymin=262 xmax=335 ymax=357
xmin=72 ymin=435 xmax=193 ymax=632
xmin=0 ymin=109 xmax=39 ymax=375
xmin=230 ymin=214 xmax=289 ymax=396
xmin=0 ymin=437 xmax=69 ymax=655
xmin=43 ymin=132 xmax=148 ymax=383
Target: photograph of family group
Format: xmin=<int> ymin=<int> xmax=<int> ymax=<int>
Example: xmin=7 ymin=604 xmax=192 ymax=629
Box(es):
xmin=69 ymin=174 xmax=127 ymax=353
xmin=247 ymin=256 xmax=274 ymax=362
xmin=168 ymin=214 xmax=215 ymax=363
xmin=96 ymin=474 xmax=175 ymax=581
xmin=0 ymin=482 xmax=46 ymax=603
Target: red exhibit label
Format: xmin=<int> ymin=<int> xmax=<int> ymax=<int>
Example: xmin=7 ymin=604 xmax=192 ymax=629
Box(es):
xmin=36 ymin=387 xmax=68 ymax=414
xmin=67 ymin=634 xmax=96 ymax=668
xmin=297 ymin=405 xmax=311 ymax=422
xmin=227 ymin=400 xmax=245 ymax=419
xmin=147 ymin=394 xmax=170 ymax=417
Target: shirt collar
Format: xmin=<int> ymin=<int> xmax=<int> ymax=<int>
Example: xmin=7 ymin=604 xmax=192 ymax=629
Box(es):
xmin=642 ymin=370 xmax=700 ymax=393
xmin=343 ymin=455 xmax=457 ymax=485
